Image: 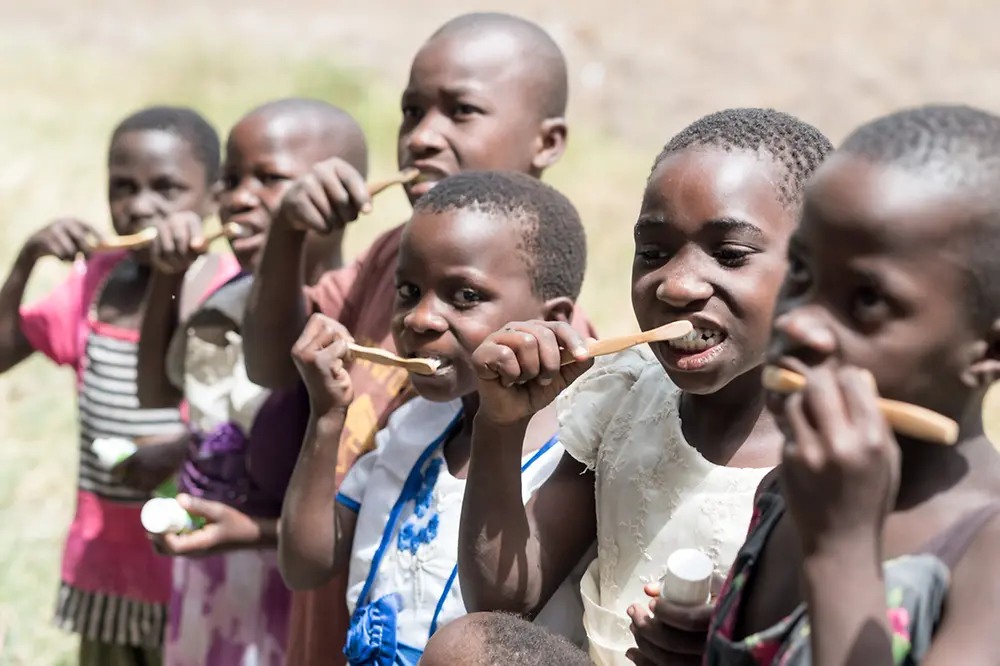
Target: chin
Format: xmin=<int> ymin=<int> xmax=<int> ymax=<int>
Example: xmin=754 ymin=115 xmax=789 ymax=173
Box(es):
xmin=408 ymin=369 xmax=468 ymax=404
xmin=649 ymin=341 xmax=746 ymax=395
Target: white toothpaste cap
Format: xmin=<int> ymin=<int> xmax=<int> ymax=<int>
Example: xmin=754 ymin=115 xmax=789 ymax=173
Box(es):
xmin=659 ymin=548 xmax=714 ymax=606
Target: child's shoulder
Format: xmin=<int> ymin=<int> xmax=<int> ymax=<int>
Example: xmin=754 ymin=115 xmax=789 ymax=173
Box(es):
xmin=374 ymin=396 xmax=463 ymax=459
xmin=556 ymin=345 xmax=679 ymax=468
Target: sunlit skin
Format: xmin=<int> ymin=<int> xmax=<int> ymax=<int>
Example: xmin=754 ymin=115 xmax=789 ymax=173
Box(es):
xmin=729 ymin=152 xmax=1000 ymax=665
xmin=220 ymin=111 xmax=352 ymax=272
xmin=397 ymin=29 xmax=565 ymax=204
xmin=390 ymin=208 xmax=563 ymax=405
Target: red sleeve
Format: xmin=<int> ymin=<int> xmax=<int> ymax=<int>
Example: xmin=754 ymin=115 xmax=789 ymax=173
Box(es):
xmin=19 ymin=261 xmax=88 ymax=367
xmin=302 ymin=225 xmax=404 ymax=330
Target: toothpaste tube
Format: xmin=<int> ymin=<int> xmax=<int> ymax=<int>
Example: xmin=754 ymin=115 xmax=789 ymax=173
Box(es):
xmin=91 ymin=437 xmax=180 ymax=498
xmin=658 ymin=548 xmax=713 ymax=606
xmin=91 ymin=437 xmax=138 ymax=469
xmin=141 ymin=497 xmax=199 ymax=535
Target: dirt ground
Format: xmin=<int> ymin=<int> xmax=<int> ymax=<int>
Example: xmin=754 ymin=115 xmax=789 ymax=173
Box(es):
xmin=6 ymin=0 xmax=1000 ymax=147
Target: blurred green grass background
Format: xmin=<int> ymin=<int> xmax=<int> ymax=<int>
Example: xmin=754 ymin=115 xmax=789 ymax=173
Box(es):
xmin=0 ymin=28 xmax=997 ymax=666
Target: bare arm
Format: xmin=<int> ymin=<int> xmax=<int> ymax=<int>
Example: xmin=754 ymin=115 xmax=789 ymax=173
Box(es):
xmin=136 ymin=271 xmax=184 ymax=408
xmin=802 ymin=540 xmax=893 ymax=666
xmin=243 ymin=223 xmax=309 ymax=389
xmin=921 ymin=517 xmax=1000 ymax=665
xmin=459 ymin=415 xmax=597 ymax=616
xmin=0 ymin=247 xmax=41 ymax=373
xmin=278 ymin=409 xmax=357 ymax=590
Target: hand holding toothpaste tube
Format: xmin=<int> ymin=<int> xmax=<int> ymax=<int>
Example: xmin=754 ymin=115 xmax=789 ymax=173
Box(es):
xmin=148 ymin=494 xmax=277 ymax=557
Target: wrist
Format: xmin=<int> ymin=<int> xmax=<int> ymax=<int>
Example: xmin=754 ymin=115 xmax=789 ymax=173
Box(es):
xmin=272 ymin=216 xmax=309 ymax=242
xmin=471 ymin=413 xmax=531 ymax=458
xmin=473 ymin=410 xmax=532 ymax=433
xmin=16 ymin=244 xmax=42 ymax=268
xmin=803 ymin=535 xmax=882 ymax=582
xmin=313 ymin=407 xmax=348 ymax=436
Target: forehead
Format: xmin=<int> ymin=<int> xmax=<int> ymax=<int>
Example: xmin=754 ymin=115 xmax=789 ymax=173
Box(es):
xmin=227 ymin=113 xmax=332 ymax=164
xmin=109 ymin=129 xmax=201 ymax=174
xmin=400 ymin=208 xmax=527 ymax=275
xmin=800 ymin=153 xmax=985 ymax=256
xmin=642 ymin=147 xmax=793 ymax=236
xmin=409 ymin=30 xmax=539 ymax=99
xmin=797 ymin=153 xmax=986 ymax=304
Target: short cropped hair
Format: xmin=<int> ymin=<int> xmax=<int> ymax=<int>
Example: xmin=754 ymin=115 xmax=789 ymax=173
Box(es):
xmin=111 ymin=106 xmax=221 ymax=183
xmin=840 ymin=104 xmax=1000 ymax=323
xmin=653 ymin=107 xmax=833 ymax=208
xmin=470 ymin=612 xmax=592 ymax=666
xmin=413 ymin=170 xmax=586 ymax=301
xmin=429 ymin=12 xmax=568 ymax=119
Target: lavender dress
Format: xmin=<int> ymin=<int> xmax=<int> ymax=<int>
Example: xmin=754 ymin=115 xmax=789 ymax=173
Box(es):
xmin=163 ymin=275 xmax=293 ymax=666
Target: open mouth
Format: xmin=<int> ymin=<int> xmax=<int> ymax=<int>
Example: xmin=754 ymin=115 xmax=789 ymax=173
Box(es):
xmin=407 ymin=352 xmax=453 ymax=376
xmin=665 ymin=327 xmax=727 ymax=353
xmin=404 ymin=167 xmax=448 ymax=196
xmin=656 ymin=326 xmax=729 ymax=372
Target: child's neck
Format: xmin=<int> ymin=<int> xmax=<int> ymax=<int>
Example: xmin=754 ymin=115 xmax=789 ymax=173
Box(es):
xmin=895 ymin=394 xmax=999 ymax=509
xmin=441 ymin=392 xmax=559 ymax=480
xmin=95 ymin=256 xmax=153 ymax=329
xmin=442 ymin=393 xmax=480 ymax=479
xmin=679 ymin=365 xmax=782 ymax=468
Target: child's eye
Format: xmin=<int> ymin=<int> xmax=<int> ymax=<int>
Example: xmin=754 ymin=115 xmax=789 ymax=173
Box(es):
xmin=851 ymin=285 xmax=889 ymax=325
xmin=154 ymin=180 xmax=187 ymax=198
xmin=396 ymin=283 xmax=419 ymax=301
xmin=259 ymin=173 xmax=290 ymax=186
xmin=453 ymin=103 xmax=482 ymax=119
xmin=401 ymin=105 xmax=424 ymax=121
xmin=634 ymin=245 xmax=670 ymax=266
xmin=108 ymin=179 xmax=137 ymax=198
xmin=222 ymin=174 xmax=240 ymax=191
xmin=715 ymin=246 xmax=754 ymax=268
xmin=783 ymin=255 xmax=812 ymax=293
xmin=454 ymin=288 xmax=483 ymax=306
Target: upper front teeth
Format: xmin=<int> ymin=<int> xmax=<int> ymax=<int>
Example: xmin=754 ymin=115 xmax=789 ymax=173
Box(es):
xmin=668 ymin=327 xmax=723 ymax=351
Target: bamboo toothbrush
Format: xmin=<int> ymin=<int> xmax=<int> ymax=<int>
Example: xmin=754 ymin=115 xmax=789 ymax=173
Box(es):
xmin=558 ymin=320 xmax=695 ymax=365
xmin=91 ymin=168 xmax=420 ymax=252
xmin=762 ymin=366 xmax=959 ymax=445
xmin=345 ymin=320 xmax=697 ymax=377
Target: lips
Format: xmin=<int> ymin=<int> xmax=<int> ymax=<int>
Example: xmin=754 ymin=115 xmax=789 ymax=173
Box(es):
xmin=665 ymin=327 xmax=727 ymax=353
xmin=402 ymin=164 xmax=450 ymax=197
xmin=652 ymin=320 xmax=730 ymax=372
xmin=406 ymin=351 xmax=453 ymax=377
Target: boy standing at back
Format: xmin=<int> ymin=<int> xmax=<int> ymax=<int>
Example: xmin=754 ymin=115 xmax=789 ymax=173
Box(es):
xmin=241 ymin=12 xmax=596 ymax=665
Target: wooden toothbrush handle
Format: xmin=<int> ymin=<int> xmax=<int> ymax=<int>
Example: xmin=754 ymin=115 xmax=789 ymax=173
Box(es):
xmin=876 ymin=399 xmax=959 ymax=445
xmin=763 ymin=366 xmax=958 ymax=445
xmin=367 ymin=169 xmax=418 ymax=197
xmin=557 ymin=332 xmax=649 ymax=365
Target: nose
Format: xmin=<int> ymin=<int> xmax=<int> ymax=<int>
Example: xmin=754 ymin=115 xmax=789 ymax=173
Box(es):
xmin=770 ymin=305 xmax=838 ymax=364
xmin=225 ymin=176 xmax=259 ymax=213
xmin=403 ymin=295 xmax=449 ymax=335
xmin=654 ymin=254 xmax=713 ymax=310
xmin=126 ymin=190 xmax=159 ymax=222
xmin=404 ymin=112 xmax=449 ymax=158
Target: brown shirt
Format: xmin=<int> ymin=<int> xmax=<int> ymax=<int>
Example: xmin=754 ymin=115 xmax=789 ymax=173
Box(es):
xmin=283 ymin=223 xmax=598 ymax=666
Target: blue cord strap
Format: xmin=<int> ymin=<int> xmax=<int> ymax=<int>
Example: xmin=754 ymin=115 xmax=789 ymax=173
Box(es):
xmin=344 ymin=411 xmax=463 ymax=666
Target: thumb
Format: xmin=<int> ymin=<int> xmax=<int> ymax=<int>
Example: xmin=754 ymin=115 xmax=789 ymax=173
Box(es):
xmin=176 ymin=494 xmax=226 ymax=522
xmin=643 ymin=582 xmax=661 ymax=598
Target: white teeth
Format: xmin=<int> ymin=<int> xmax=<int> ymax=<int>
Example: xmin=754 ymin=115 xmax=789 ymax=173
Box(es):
xmin=667 ymin=327 xmax=724 ymax=352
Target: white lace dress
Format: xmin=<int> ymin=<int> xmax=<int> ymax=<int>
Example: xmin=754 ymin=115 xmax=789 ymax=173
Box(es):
xmin=556 ymin=345 xmax=771 ymax=666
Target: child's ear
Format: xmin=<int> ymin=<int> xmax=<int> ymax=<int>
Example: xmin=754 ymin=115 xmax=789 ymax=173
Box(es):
xmin=963 ymin=318 xmax=1000 ymax=388
xmin=531 ymin=118 xmax=567 ymax=172
xmin=541 ymin=296 xmax=574 ymax=323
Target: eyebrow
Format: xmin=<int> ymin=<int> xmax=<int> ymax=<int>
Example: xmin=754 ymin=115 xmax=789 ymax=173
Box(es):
xmin=634 ymin=215 xmax=765 ymax=239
